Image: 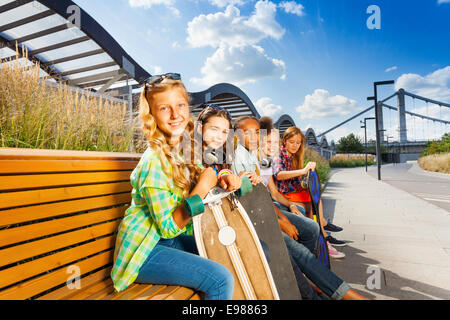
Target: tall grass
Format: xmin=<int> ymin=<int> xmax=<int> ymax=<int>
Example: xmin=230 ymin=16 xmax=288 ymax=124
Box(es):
xmin=304 ymin=147 xmax=331 ymax=183
xmin=0 ymin=47 xmax=139 ymax=152
xmin=329 ymin=154 xmax=375 ymax=168
xmin=418 ymin=153 xmax=450 ymax=174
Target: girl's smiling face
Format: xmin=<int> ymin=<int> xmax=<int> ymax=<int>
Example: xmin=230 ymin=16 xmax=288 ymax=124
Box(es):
xmin=240 ymin=119 xmax=260 ymax=151
xmin=285 ymin=133 xmax=302 ymax=155
xmin=264 ymin=130 xmax=280 ymax=158
xmin=202 ymin=116 xmax=230 ymax=150
xmin=150 ymin=87 xmax=190 ymax=139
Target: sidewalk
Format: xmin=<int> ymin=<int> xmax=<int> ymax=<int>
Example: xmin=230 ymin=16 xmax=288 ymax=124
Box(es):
xmin=322 ymin=167 xmax=450 ymax=300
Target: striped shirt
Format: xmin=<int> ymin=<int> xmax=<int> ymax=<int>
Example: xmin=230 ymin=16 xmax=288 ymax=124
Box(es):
xmin=111 ymin=147 xmax=193 ymax=292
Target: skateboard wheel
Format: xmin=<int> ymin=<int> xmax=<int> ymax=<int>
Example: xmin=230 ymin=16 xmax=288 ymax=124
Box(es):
xmin=236 ymin=176 xmax=252 ymax=197
xmin=184 ymin=195 xmax=205 ymax=217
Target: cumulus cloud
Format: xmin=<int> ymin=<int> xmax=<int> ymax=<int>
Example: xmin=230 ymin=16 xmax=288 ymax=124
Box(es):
xmin=128 ymin=0 xmax=180 ymax=16
xmin=296 ymin=89 xmax=361 ymax=119
xmin=209 ymin=0 xmax=246 ymax=7
xmin=255 ymin=97 xmax=283 ymax=117
xmin=395 ymin=66 xmax=450 ymax=102
xmin=438 ymin=0 xmax=450 ymax=4
xmin=191 ymin=45 xmax=286 ymax=86
xmin=279 ymin=1 xmax=305 ymax=16
xmin=187 ymin=2 xmax=284 ymax=48
xmin=385 ymin=66 xmax=397 ymax=72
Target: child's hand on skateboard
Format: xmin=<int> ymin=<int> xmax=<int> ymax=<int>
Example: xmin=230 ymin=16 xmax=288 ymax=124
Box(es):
xmin=239 ymin=171 xmax=263 ymax=186
xmin=219 ymin=174 xmax=242 ymax=192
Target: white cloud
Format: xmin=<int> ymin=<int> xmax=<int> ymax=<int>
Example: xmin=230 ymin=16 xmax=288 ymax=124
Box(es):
xmin=296 ymin=89 xmax=361 ymax=119
xmin=395 ymin=66 xmax=450 ymax=102
xmin=385 ymin=66 xmax=397 ymax=72
xmin=255 ymin=97 xmax=283 ymax=117
xmin=279 ymin=1 xmax=305 ymax=16
xmin=191 ymin=45 xmax=286 ymax=86
xmin=151 ymin=65 xmax=163 ymax=74
xmin=209 ymin=0 xmax=246 ymax=7
xmin=172 ymin=41 xmax=181 ymax=48
xmin=128 ymin=0 xmax=180 ymax=16
xmin=187 ymin=2 xmax=285 ymax=48
xmin=438 ymin=0 xmax=450 ymax=4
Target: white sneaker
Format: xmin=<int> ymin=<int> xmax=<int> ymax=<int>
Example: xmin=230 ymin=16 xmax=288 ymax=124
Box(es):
xmin=327 ymin=242 xmax=346 ymax=259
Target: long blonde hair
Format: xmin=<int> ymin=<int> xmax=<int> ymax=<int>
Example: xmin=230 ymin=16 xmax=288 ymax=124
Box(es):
xmin=282 ymin=127 xmax=306 ymax=170
xmin=140 ymin=79 xmax=201 ymax=197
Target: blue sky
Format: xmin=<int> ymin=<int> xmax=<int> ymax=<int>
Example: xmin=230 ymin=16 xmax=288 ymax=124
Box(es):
xmin=74 ymin=0 xmax=450 ymax=142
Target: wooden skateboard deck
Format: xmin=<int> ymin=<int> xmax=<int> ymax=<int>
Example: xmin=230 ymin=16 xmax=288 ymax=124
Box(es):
xmin=193 ymin=187 xmax=279 ymax=300
xmin=238 ymin=184 xmax=303 ymax=300
xmin=302 ymin=170 xmax=331 ymax=269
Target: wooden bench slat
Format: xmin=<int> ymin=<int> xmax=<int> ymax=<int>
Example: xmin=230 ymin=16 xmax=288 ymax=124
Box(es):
xmin=102 ymin=283 xmax=140 ymax=300
xmin=0 ymin=250 xmax=113 ymax=300
xmin=150 ymin=286 xmax=181 ymax=300
xmin=0 ymin=235 xmax=115 ymax=289
xmin=0 ymin=207 xmax=125 ymax=247
xmin=0 ymin=148 xmax=141 ymax=160
xmin=0 ymin=220 xmax=121 ymax=268
xmin=114 ymin=284 xmax=156 ymax=300
xmin=134 ymin=285 xmax=167 ymax=300
xmin=164 ymin=286 xmax=198 ymax=300
xmin=0 ymin=193 xmax=131 ymax=227
xmin=67 ymin=278 xmax=114 ymax=300
xmin=36 ymin=267 xmax=112 ymax=300
xmin=0 ymin=171 xmax=132 ymax=192
xmin=0 ymin=182 xmax=131 ymax=210
xmin=0 ymin=160 xmax=138 ymax=174
xmin=85 ymin=283 xmax=116 ymax=300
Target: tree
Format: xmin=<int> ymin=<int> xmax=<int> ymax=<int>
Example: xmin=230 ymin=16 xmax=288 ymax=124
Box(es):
xmin=336 ymin=133 xmax=364 ymax=154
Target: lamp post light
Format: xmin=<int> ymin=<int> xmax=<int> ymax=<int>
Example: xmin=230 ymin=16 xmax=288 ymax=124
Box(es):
xmin=368 ymin=80 xmax=395 ymax=180
xmin=361 ymin=117 xmax=375 ymax=172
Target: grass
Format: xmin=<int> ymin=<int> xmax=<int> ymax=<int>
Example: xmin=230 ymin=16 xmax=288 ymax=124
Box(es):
xmin=418 ymin=153 xmax=450 ymax=174
xmin=0 ymin=47 xmax=141 ymax=152
xmin=329 ymin=154 xmax=375 ymax=168
xmin=304 ymin=147 xmax=331 ymax=183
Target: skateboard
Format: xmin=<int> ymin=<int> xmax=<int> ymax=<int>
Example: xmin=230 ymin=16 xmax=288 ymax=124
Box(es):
xmin=301 ymin=169 xmax=331 ymax=269
xmin=238 ymin=184 xmax=303 ymax=300
xmin=188 ymin=177 xmax=280 ymax=300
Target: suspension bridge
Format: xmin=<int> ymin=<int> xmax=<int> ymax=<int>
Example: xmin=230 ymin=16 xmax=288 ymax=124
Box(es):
xmin=315 ymin=88 xmax=450 ymax=162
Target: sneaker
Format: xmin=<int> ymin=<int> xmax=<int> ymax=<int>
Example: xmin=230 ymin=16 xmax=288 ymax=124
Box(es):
xmin=324 ymin=223 xmax=343 ymax=233
xmin=327 ymin=242 xmax=346 ymax=259
xmin=326 ymin=235 xmax=347 ymax=247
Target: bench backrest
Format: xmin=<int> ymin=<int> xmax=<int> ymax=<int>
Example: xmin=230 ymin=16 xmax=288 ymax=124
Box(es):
xmin=0 ymin=148 xmax=141 ymax=300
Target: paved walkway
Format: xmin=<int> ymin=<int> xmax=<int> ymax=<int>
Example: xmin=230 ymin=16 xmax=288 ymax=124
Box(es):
xmin=322 ymin=166 xmax=450 ymax=300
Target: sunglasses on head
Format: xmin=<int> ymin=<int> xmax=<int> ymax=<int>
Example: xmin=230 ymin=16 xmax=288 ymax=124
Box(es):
xmin=202 ymin=103 xmax=232 ymax=120
xmin=143 ymin=73 xmax=181 ymax=87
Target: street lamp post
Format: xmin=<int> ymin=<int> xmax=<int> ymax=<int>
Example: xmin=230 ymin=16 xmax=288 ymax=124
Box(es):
xmin=367 ymin=80 xmax=395 ymax=180
xmin=361 ymin=117 xmax=375 ymax=172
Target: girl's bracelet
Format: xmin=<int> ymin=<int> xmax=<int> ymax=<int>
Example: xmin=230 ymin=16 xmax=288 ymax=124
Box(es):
xmin=218 ymin=169 xmax=233 ymax=182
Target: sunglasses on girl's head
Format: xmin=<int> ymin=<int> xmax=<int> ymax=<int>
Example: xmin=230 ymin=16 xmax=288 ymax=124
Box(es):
xmin=203 ymin=103 xmax=232 ymax=119
xmin=143 ymin=73 xmax=181 ymax=86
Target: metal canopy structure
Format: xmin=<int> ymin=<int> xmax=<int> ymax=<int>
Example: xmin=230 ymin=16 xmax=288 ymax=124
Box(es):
xmin=0 ymin=0 xmax=150 ymax=93
xmin=190 ymin=83 xmax=262 ymax=121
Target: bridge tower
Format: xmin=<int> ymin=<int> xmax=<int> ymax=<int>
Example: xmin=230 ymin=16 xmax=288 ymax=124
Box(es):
xmin=397 ymin=89 xmax=408 ymax=143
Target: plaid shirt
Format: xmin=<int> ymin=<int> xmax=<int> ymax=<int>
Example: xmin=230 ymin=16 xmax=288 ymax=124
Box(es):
xmin=111 ymin=147 xmax=193 ymax=292
xmin=272 ymin=146 xmax=302 ymax=194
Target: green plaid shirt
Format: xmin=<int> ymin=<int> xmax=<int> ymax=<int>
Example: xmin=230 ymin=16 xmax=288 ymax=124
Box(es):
xmin=111 ymin=147 xmax=193 ymax=292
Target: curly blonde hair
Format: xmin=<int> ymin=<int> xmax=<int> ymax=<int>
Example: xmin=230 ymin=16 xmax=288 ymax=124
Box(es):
xmin=140 ymin=79 xmax=201 ymax=197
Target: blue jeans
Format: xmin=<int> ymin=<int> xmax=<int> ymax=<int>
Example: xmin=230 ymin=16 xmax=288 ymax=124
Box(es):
xmin=135 ymin=235 xmax=234 ymax=300
xmin=135 ymin=235 xmax=271 ymax=300
xmin=274 ymin=203 xmax=350 ymax=299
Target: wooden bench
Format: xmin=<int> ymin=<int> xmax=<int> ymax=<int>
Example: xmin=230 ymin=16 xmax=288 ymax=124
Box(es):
xmin=0 ymin=148 xmax=201 ymax=300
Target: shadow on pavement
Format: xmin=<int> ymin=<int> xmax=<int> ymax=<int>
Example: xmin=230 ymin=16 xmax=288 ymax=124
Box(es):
xmin=331 ymin=245 xmax=450 ymax=300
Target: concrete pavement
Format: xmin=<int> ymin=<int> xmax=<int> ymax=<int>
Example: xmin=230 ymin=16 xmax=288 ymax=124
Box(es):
xmin=322 ymin=166 xmax=450 ymax=300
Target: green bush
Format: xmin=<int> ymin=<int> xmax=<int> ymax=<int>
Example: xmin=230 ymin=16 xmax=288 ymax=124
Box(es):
xmin=421 ymin=133 xmax=450 ymax=156
xmin=304 ymin=148 xmax=331 ymax=183
xmin=336 ymin=133 xmax=364 ymax=153
xmin=329 ymin=154 xmax=375 ymax=168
